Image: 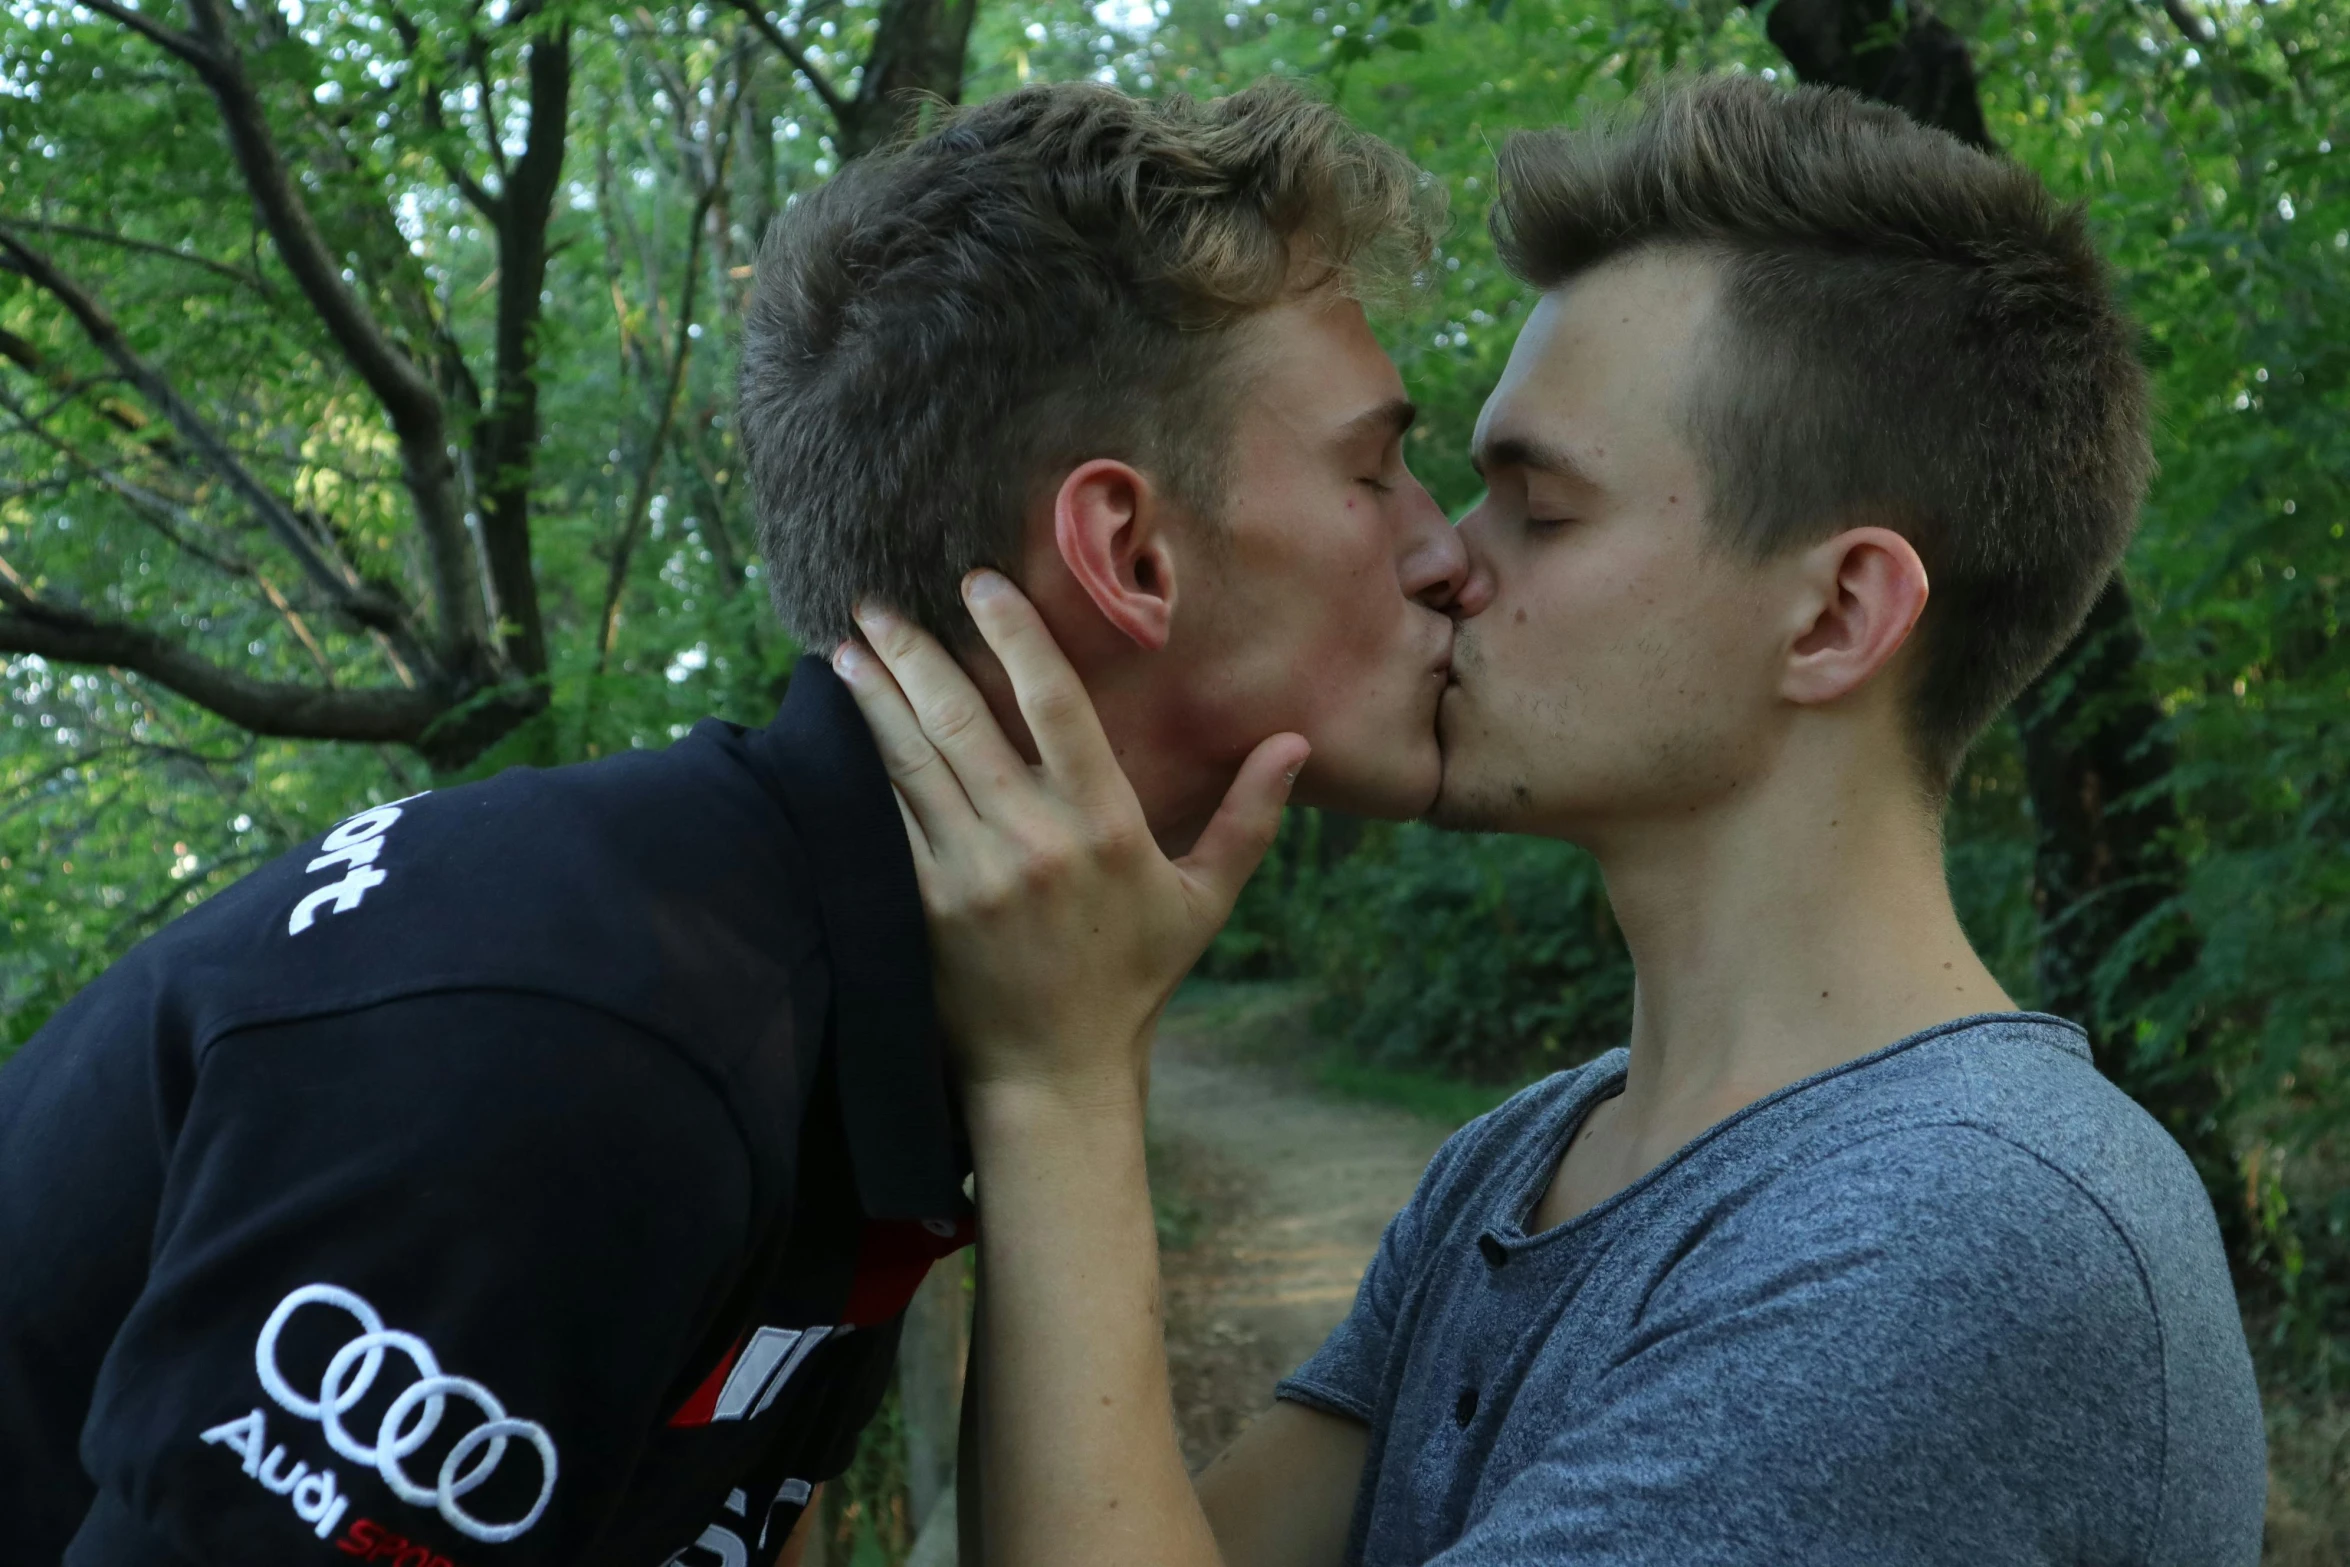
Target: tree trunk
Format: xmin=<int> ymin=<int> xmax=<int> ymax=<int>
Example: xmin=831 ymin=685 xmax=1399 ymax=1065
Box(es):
xmin=1756 ymin=0 xmax=2246 ymax=1262
xmin=836 ymin=0 xmax=981 ymax=159
xmin=2015 ymin=582 xmax=2240 ymax=1252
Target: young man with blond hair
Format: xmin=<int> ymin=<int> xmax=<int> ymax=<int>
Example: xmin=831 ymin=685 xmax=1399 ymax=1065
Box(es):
xmin=0 ymin=80 xmax=1475 ymax=1567
xmin=838 ymin=75 xmax=2267 ymax=1566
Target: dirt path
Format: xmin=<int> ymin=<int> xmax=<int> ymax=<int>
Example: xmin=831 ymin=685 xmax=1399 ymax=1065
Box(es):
xmin=1148 ymin=1010 xmax=1455 ymax=1468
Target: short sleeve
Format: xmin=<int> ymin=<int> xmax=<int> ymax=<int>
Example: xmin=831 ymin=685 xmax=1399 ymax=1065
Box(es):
xmin=1274 ymin=1197 xmax=1421 ymax=1424
xmin=68 ymin=991 xmax=759 ymax=1566
xmin=1273 ymin=1099 xmax=1507 ymax=1426
xmin=1424 ymin=1127 xmax=2171 ymax=1566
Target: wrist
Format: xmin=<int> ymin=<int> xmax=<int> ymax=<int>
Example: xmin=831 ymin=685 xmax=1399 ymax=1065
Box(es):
xmin=967 ymin=1067 xmax=1148 ymax=1136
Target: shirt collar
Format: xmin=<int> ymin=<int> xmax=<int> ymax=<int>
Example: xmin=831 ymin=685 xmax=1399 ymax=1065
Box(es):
xmin=747 ymin=655 xmax=968 ymax=1221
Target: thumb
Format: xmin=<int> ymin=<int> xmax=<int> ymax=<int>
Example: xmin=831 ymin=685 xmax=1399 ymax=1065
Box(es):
xmin=1177 ymin=734 xmax=1310 ymax=923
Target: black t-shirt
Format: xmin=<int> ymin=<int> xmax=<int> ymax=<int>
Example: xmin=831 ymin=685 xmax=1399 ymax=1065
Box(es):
xmin=0 ymin=659 xmax=972 ymax=1567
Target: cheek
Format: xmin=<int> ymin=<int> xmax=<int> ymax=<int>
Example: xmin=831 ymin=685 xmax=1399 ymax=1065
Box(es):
xmin=1241 ymin=504 xmax=1404 ymax=665
xmin=1472 ymin=545 xmax=1749 ymax=753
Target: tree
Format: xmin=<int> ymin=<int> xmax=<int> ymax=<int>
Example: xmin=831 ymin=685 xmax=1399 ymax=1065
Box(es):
xmin=2 ymin=0 xmax=572 ymax=769
xmin=1 ymin=0 xmax=979 ymax=772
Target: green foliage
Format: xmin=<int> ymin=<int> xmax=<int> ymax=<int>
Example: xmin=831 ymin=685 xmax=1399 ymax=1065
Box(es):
xmin=1210 ymin=813 xmax=1633 ymax=1082
xmin=820 ymin=1379 xmax=913 ymax=1564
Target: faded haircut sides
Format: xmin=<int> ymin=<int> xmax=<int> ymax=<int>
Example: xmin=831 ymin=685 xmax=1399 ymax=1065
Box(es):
xmin=740 ymin=80 xmax=1442 ymax=655
xmin=1493 ymin=74 xmax=2153 ymax=789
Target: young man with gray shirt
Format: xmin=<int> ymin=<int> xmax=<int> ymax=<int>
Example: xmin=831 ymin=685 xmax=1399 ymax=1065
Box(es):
xmin=832 ymin=75 xmax=2267 ymax=1566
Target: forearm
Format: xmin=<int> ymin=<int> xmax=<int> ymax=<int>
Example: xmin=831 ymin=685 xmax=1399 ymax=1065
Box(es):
xmin=968 ymin=1074 xmax=1221 ymax=1567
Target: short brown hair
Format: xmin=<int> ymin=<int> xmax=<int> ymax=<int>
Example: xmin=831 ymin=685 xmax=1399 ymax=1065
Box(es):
xmin=1494 ymin=75 xmax=2151 ymax=786
xmin=741 ymin=80 xmax=1440 ymax=653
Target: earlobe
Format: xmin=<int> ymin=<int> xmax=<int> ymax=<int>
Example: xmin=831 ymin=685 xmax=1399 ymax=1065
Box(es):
xmin=1052 ymin=459 xmax=1177 ymax=652
xmin=1781 ymin=527 xmax=1930 ymax=706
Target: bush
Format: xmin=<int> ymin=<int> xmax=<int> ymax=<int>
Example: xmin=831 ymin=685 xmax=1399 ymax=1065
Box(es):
xmin=1207 ymin=814 xmax=1632 ymax=1084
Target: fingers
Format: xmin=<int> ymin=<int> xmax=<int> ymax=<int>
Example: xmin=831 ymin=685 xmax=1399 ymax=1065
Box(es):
xmin=1177 ymin=733 xmax=1310 ymax=921
xmin=960 ymin=572 xmax=1130 ymax=816
xmin=855 ymin=601 xmax=1034 ymax=813
xmin=832 ymin=639 xmax=976 ymax=844
xmin=889 ymin=783 xmax=940 ymax=891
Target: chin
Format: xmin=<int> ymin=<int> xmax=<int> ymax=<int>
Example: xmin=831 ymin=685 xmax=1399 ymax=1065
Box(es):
xmin=1432 ymin=701 xmax=1540 ymax=832
xmin=1427 ymin=772 xmax=1517 ymax=833
xmin=1297 ymin=741 xmax=1441 ymax=821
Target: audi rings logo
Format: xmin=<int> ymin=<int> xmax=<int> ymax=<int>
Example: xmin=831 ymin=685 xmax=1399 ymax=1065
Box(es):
xmin=256 ymin=1283 xmax=559 ymax=1544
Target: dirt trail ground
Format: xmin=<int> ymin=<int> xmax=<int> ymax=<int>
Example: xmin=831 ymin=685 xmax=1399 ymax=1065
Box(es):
xmin=1148 ymin=1009 xmax=1454 ymax=1468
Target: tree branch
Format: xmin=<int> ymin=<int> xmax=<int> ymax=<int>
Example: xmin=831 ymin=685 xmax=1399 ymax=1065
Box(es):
xmin=2158 ymin=0 xmax=2217 ymax=46
xmin=0 ymin=569 xmax=443 ymax=745
xmin=72 ymin=0 xmax=218 ymax=70
xmin=165 ymin=0 xmax=494 ymax=675
xmin=0 ymin=224 xmax=411 ymax=639
xmin=472 ymin=49 xmax=514 ymax=187
xmin=0 ymin=380 xmax=254 ymax=579
xmin=0 ymin=323 xmax=177 ymax=452
xmin=471 ymin=21 xmax=570 ymax=679
xmin=390 ymin=5 xmax=504 ymax=220
xmin=424 ymin=95 xmax=507 ymax=220
xmin=4 ymin=218 xmax=263 ymax=289
xmin=719 ymin=0 xmax=851 ymax=124
xmin=597 ymin=159 xmax=729 ymax=669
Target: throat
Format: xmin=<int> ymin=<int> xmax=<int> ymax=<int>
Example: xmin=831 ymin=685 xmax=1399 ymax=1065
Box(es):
xmin=1529 ymin=1084 xmax=1634 ymax=1233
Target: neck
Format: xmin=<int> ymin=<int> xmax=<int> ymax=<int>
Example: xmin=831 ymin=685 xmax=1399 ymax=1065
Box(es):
xmin=962 ymin=641 xmax=1233 ymax=860
xmin=1587 ymin=729 xmax=2012 ymax=1139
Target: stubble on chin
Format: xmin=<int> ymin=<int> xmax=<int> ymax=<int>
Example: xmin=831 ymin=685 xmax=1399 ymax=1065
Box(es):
xmin=1430 ymin=692 xmax=1530 ymax=833
xmin=1426 ymin=769 xmax=1533 ymax=833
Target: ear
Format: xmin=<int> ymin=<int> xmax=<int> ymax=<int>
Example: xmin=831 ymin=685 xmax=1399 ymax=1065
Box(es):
xmin=1780 ymin=526 xmax=1930 ymax=707
xmin=1051 ymin=458 xmax=1180 ymax=652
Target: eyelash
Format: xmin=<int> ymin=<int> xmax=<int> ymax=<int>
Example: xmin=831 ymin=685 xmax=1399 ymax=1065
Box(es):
xmin=1359 ymin=476 xmax=1395 ymax=496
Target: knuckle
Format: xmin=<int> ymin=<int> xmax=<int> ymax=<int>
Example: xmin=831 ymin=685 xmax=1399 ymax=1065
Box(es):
xmin=921 ymin=695 xmax=978 ymax=746
xmin=1026 ymin=679 xmax=1080 ymax=723
xmin=1086 ymin=815 xmax=1141 ymax=860
xmin=871 ymin=615 xmax=920 ymax=657
xmin=1013 ymin=836 xmax=1074 ymax=889
xmin=971 ymin=863 xmax=1022 ymax=915
xmin=887 ymin=742 xmax=943 ymax=781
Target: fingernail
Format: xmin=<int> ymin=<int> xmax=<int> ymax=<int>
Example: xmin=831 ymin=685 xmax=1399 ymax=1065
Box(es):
xmin=854 ymin=601 xmax=897 ymax=632
xmin=832 ymin=640 xmax=867 ymax=679
xmin=965 ymin=570 xmax=1009 ymax=603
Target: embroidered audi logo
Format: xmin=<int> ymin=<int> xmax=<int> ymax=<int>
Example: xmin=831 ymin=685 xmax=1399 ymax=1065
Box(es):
xmin=256 ymin=1283 xmax=559 ymax=1543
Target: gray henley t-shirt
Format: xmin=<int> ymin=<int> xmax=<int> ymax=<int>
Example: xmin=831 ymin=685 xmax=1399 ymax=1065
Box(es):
xmin=1276 ymin=1013 xmax=2265 ymax=1566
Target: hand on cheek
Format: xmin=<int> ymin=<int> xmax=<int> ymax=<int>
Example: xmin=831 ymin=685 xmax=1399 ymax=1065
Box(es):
xmin=833 ymin=574 xmax=1308 ymax=1104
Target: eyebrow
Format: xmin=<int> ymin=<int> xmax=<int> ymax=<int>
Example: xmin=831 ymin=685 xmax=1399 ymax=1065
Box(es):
xmin=1472 ymin=432 xmax=1603 ymax=489
xmin=1335 ymin=398 xmax=1419 ymax=448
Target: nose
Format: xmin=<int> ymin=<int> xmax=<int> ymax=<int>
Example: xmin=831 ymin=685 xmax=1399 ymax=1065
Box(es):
xmin=1448 ymin=500 xmax=1498 ymax=620
xmin=1397 ymin=477 xmax=1471 ymax=612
